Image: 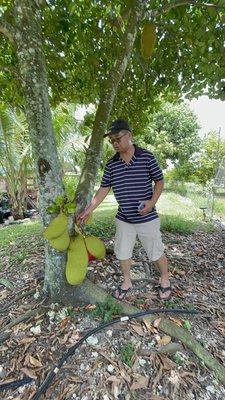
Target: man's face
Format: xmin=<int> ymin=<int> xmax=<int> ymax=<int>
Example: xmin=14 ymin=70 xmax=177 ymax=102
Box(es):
xmin=108 ymin=130 xmax=132 ymax=152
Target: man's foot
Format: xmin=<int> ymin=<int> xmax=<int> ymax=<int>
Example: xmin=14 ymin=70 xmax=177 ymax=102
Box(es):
xmin=112 ymin=285 xmax=132 ymax=301
xmin=159 ymin=281 xmax=172 ymax=301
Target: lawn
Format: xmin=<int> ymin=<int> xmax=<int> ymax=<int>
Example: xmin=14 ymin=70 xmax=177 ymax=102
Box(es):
xmin=0 ymin=189 xmax=216 ymax=264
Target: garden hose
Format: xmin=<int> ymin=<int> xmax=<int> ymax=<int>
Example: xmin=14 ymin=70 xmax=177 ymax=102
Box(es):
xmin=0 ymin=308 xmax=199 ymax=398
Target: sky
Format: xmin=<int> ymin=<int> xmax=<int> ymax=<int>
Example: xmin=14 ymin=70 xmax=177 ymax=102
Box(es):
xmin=186 ymin=96 xmax=225 ymax=140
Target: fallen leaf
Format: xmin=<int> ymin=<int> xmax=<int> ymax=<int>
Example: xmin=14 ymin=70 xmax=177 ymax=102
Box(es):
xmin=120 ymin=369 xmax=131 ymax=383
xmin=169 ymin=317 xmax=183 ymax=327
xmin=130 ymin=375 xmax=149 ymax=390
xmin=153 ymin=318 xmax=162 ymax=328
xmin=107 ymin=376 xmax=121 ymax=384
xmin=130 ymin=322 xmax=145 ymax=336
xmin=156 ymin=335 xmax=172 ymax=347
xmin=18 ymin=337 xmax=36 ymax=345
xmin=20 ymin=367 xmax=37 ymax=379
xmin=29 ymin=355 xmax=43 ymax=367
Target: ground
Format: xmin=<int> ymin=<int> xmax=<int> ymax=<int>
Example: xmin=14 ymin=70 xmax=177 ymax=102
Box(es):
xmin=0 ymin=215 xmax=225 ymax=400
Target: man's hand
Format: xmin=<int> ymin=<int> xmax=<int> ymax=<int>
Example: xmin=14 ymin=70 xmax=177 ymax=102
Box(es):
xmin=76 ymin=206 xmax=92 ymax=225
xmin=138 ymin=200 xmax=155 ymax=215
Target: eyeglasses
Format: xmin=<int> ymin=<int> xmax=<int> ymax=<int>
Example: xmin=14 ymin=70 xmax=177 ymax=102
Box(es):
xmin=108 ymin=132 xmax=128 ymax=144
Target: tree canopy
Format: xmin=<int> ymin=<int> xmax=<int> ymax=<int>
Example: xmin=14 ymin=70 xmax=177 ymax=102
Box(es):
xmin=1 ymin=0 xmax=225 ymax=132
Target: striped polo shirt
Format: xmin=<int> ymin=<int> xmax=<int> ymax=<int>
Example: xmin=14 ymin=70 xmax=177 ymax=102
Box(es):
xmin=100 ymin=144 xmax=164 ymax=224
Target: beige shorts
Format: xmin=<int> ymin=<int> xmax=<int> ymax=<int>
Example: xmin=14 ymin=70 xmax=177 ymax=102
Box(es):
xmin=114 ymin=217 xmax=165 ymax=262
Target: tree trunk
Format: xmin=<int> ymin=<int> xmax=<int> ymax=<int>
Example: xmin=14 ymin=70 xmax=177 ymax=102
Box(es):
xmin=12 ymin=0 xmax=68 ymax=298
xmin=75 ymin=0 xmax=146 ymax=211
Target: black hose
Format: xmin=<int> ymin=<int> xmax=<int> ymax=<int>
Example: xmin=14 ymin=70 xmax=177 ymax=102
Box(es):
xmin=0 ymin=308 xmax=199 ymax=398
xmin=32 ymin=307 xmax=198 ymax=400
xmin=0 ymin=377 xmax=33 ymax=391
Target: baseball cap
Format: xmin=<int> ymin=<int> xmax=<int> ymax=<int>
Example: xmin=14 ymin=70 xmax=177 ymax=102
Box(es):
xmin=104 ymin=119 xmax=132 ymax=137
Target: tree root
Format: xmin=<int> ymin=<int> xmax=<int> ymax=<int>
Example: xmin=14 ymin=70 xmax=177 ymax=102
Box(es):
xmin=0 ymin=305 xmax=47 ymax=344
xmin=117 ymin=300 xmax=225 ymax=386
xmin=0 ymin=288 xmax=37 ymax=314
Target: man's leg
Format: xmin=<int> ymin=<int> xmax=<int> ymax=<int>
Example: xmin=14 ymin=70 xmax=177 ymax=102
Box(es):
xmin=113 ymin=219 xmax=136 ymax=299
xmin=119 ymin=258 xmax=133 ymax=289
xmin=137 ymin=218 xmax=171 ymax=300
xmin=153 ymin=254 xmax=171 ymax=300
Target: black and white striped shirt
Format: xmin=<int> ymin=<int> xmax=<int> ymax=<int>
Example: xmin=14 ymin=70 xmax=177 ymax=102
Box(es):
xmin=101 ymin=145 xmax=163 ymax=224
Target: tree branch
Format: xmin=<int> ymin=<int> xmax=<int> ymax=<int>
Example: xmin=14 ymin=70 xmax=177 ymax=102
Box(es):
xmin=152 ymin=1 xmax=225 ymax=18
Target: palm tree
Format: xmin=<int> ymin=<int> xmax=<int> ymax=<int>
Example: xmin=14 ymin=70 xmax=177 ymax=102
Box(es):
xmin=0 ymin=106 xmax=33 ymax=219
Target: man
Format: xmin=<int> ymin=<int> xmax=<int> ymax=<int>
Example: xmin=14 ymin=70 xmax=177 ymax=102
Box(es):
xmin=77 ymin=119 xmax=171 ymax=301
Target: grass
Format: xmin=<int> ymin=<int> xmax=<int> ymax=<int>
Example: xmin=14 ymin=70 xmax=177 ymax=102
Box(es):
xmin=0 ymin=188 xmax=219 ymax=271
xmin=120 ymin=343 xmax=135 ymax=367
xmin=0 ymin=220 xmax=43 ymax=271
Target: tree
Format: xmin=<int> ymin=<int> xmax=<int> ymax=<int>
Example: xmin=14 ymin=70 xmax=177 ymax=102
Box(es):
xmin=137 ymin=101 xmax=201 ymax=169
xmin=172 ymin=131 xmax=225 ymax=184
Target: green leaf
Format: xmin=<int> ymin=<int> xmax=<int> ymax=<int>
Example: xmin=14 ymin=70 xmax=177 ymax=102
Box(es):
xmin=183 ymin=320 xmax=192 ymax=330
xmin=66 ymin=187 xmax=75 ymax=202
xmin=47 ymin=204 xmax=60 ymax=214
xmin=55 ymin=194 xmax=65 ymax=206
xmin=64 ymin=202 xmax=76 ymax=214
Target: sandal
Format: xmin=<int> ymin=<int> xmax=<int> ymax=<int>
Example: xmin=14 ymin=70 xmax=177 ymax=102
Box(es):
xmin=112 ymin=286 xmax=131 ymax=301
xmin=159 ymin=283 xmax=172 ymax=301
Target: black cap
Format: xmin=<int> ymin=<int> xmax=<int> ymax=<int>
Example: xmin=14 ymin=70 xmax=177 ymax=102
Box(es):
xmin=104 ymin=119 xmax=132 ymax=137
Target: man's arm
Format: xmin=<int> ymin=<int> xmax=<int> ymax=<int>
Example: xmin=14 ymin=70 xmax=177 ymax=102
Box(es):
xmin=151 ymin=179 xmax=164 ymax=205
xmin=76 ymin=186 xmax=110 ymax=224
xmin=139 ymin=179 xmax=164 ymax=215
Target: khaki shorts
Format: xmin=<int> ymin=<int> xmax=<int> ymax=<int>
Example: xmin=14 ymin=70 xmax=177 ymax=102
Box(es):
xmin=114 ymin=217 xmax=165 ymax=262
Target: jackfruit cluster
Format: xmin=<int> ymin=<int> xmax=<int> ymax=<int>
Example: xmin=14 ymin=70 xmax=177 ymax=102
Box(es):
xmin=43 ymin=215 xmax=106 ymax=286
xmin=141 ymin=22 xmax=156 ymax=59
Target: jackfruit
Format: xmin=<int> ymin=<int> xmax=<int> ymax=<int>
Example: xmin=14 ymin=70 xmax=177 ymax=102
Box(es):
xmin=66 ymin=247 xmax=88 ymax=285
xmin=43 ymin=212 xmax=68 ymax=240
xmin=84 ymin=235 xmax=106 ymax=259
xmin=69 ymin=234 xmax=86 ymax=253
xmin=49 ymin=230 xmax=70 ymax=251
xmin=141 ymin=22 xmax=156 ymax=59
xmin=87 ymin=250 xmax=96 ymax=262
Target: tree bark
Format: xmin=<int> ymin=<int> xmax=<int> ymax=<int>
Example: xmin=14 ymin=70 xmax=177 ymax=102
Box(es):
xmin=11 ymin=0 xmax=68 ymax=298
xmin=75 ymin=0 xmax=146 ymax=211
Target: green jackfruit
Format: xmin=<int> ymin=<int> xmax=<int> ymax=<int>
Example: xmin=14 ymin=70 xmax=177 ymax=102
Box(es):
xmin=84 ymin=235 xmax=106 ymax=259
xmin=49 ymin=230 xmax=70 ymax=251
xmin=69 ymin=234 xmax=86 ymax=252
xmin=44 ymin=212 xmax=68 ymax=240
xmin=141 ymin=22 xmax=156 ymax=59
xmin=66 ymin=247 xmax=88 ymax=285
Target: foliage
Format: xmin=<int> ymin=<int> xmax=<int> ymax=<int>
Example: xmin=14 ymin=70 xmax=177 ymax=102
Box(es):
xmin=0 ymin=105 xmax=33 ymax=218
xmin=52 ymin=103 xmax=88 ymax=173
xmin=90 ymin=295 xmax=123 ymax=322
xmin=120 ymin=343 xmax=135 ymax=367
xmin=1 ymin=1 xmax=225 ymax=132
xmin=137 ymin=101 xmax=200 ymax=169
xmin=183 ymin=320 xmax=192 ymax=330
xmin=160 ymin=214 xmax=198 ymax=235
xmin=170 ymin=132 xmax=225 ymax=185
